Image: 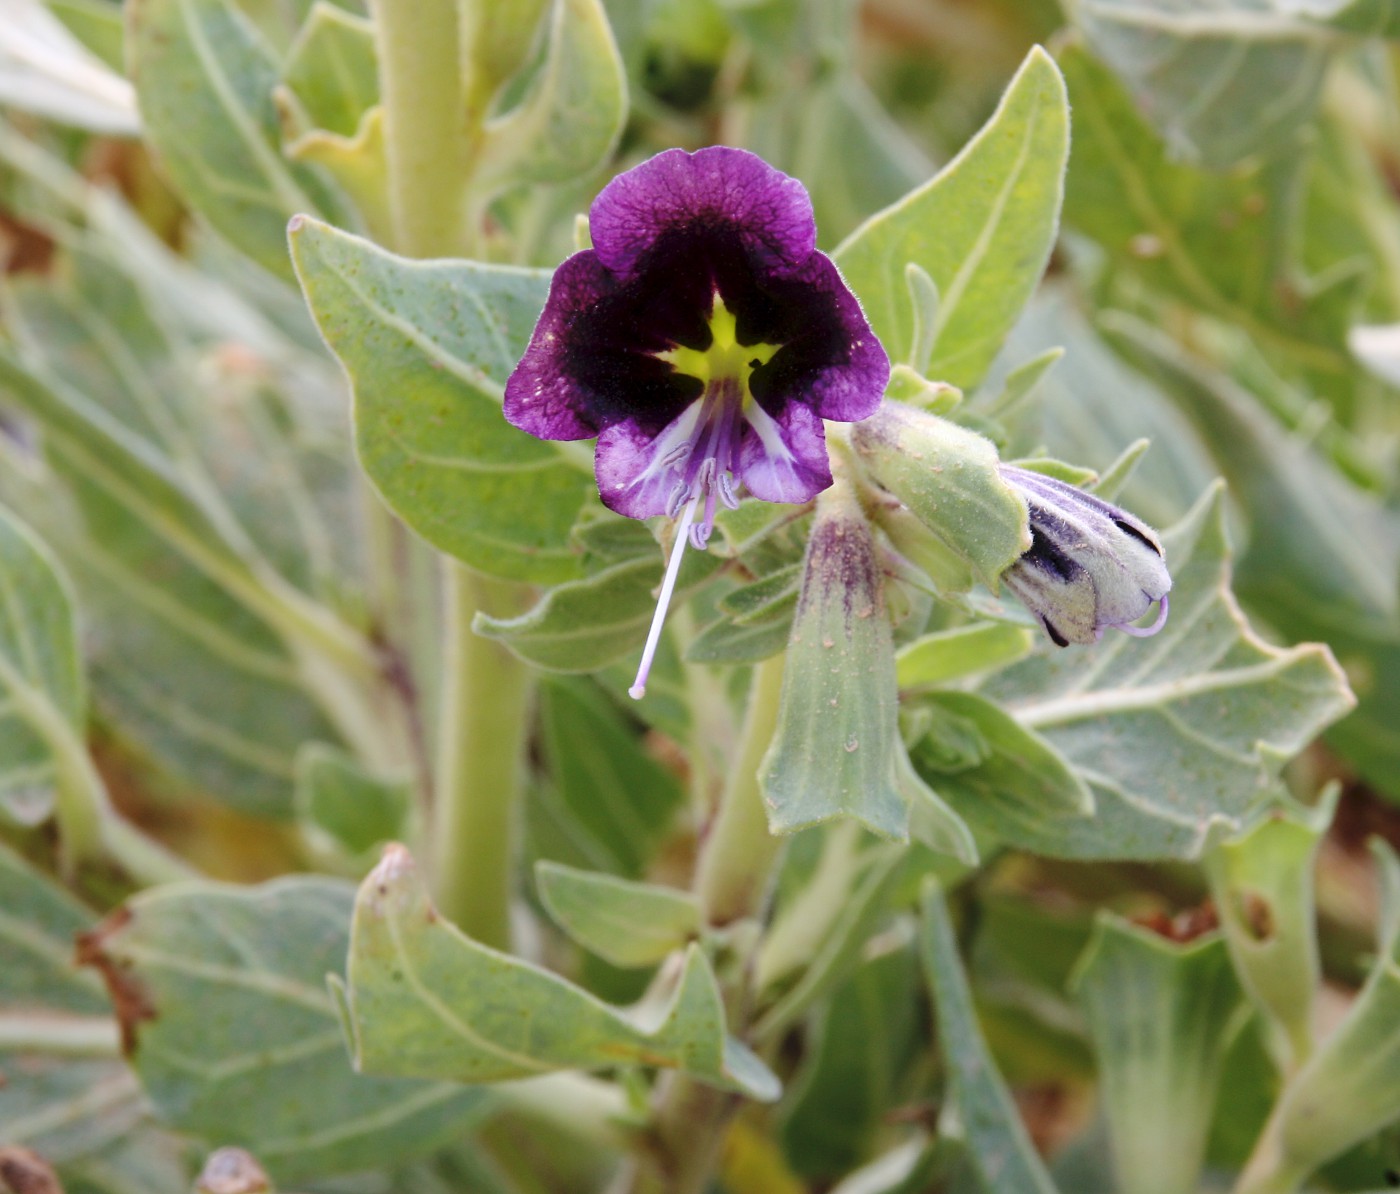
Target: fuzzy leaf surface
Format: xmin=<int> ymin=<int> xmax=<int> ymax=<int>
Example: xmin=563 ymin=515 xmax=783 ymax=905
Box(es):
xmin=978 ymin=485 xmax=1354 ymax=859
xmin=339 ymin=846 xmax=780 ymax=1101
xmin=835 ymin=46 xmax=1068 ymax=388
xmin=129 ymin=0 xmax=348 ymax=278
xmin=290 ymin=217 xmax=594 ymax=583
xmin=535 ymin=861 xmax=699 ymax=968
xmin=79 ymin=875 xmax=489 ymax=1182
xmin=920 ymin=884 xmax=1061 ymax=1194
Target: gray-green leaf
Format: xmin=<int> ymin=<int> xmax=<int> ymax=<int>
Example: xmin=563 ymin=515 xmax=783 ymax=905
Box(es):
xmin=475 ymin=0 xmax=627 ymax=191
xmin=1067 ymin=0 xmax=1400 ymax=167
xmin=834 ymin=46 xmax=1068 ymax=389
xmin=529 ymin=676 xmax=685 ymax=879
xmin=920 ymin=883 xmax=1061 ymax=1194
xmin=1071 ymin=915 xmax=1247 ymax=1194
xmin=780 ymin=946 xmax=923 ymax=1181
xmin=1100 ymin=311 xmax=1400 ymax=801
xmin=1246 ymin=841 xmax=1400 ymax=1184
xmin=0 ymin=503 xmax=83 ymax=832
xmin=1058 ymin=42 xmax=1354 ymax=394
xmin=339 ymin=845 xmax=779 ymax=1101
xmin=128 ymin=0 xmax=349 ymax=278
xmin=978 ymin=484 xmax=1354 ymax=860
xmin=535 ymin=861 xmax=699 ymax=968
xmin=896 ymin=623 xmax=1035 ymax=689
xmin=0 ymin=840 xmax=153 ymax=1174
xmin=294 ymin=743 xmax=414 ymax=870
xmin=475 ymin=550 xmax=714 ymax=671
xmin=78 ymin=875 xmax=489 ymax=1182
xmin=289 ymin=217 xmax=594 ymax=583
xmin=907 ymin=691 xmax=1094 ymax=847
xmin=1204 ymin=791 xmax=1332 ymax=1068
xmin=279 ymin=2 xmax=377 ymax=140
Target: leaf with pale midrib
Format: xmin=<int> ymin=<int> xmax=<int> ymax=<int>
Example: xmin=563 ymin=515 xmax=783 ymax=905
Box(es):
xmin=920 ymin=884 xmax=1062 ymax=1194
xmin=0 ymin=345 xmax=337 ymax=817
xmin=83 ymin=875 xmax=490 ymax=1183
xmin=128 ymin=0 xmax=350 ymax=279
xmin=1068 ymin=0 xmax=1400 ymax=167
xmin=834 ymin=46 xmax=1068 ymax=390
xmin=975 ymin=484 xmax=1354 ymax=859
xmin=290 ymin=217 xmax=595 ymax=583
xmin=338 ymin=846 xmax=779 ymax=1101
xmin=1100 ymin=312 xmax=1400 ymax=799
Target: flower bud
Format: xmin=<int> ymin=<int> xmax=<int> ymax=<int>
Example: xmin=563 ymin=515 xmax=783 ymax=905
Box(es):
xmin=998 ymin=465 xmax=1171 ymax=646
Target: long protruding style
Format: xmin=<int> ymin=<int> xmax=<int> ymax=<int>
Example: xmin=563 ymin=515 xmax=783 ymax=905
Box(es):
xmin=629 ymin=496 xmax=699 ymax=699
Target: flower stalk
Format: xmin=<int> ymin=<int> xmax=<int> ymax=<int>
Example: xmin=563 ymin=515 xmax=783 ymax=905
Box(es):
xmin=694 ymin=652 xmax=787 ymax=926
xmin=621 ymin=656 xmax=788 ymax=1194
xmin=368 ymin=0 xmax=536 ymax=948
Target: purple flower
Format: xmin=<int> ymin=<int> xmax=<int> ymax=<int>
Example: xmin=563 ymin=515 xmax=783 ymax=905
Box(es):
xmin=999 ymin=466 xmax=1172 ymax=647
xmin=505 ymin=147 xmax=889 ymax=696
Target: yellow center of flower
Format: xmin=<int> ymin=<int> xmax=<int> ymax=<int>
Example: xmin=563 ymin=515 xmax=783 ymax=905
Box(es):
xmin=629 ymin=299 xmax=785 ymax=705
xmin=653 ymin=295 xmax=781 ymax=398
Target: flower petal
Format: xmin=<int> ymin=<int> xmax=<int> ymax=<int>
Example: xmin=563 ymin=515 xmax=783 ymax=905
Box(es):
xmin=1000 ymin=521 xmax=1099 ymax=645
xmin=505 ymin=249 xmax=702 ymax=440
xmin=999 ymin=467 xmax=1172 ymax=645
xmin=504 ymin=250 xmax=614 ymax=441
xmin=594 ymin=405 xmax=705 ymax=520
xmin=589 ymin=147 xmax=817 ymax=281
xmin=737 ymin=400 xmax=832 ymax=506
xmin=749 ymin=252 xmax=889 ymax=424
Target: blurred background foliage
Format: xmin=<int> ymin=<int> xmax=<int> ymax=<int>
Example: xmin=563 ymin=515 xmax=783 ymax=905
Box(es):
xmin=5 ymin=0 xmax=1400 ymax=1192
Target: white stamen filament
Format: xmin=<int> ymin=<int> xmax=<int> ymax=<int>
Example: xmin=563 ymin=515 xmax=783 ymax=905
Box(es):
xmin=629 ymin=493 xmax=701 ymax=700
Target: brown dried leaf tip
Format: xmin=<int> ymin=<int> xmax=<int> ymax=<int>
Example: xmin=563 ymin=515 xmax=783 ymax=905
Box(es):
xmin=1132 ymin=900 xmax=1220 ymax=944
xmin=0 ymin=1147 xmax=64 ymax=1194
xmin=74 ymin=906 xmax=156 ymax=1055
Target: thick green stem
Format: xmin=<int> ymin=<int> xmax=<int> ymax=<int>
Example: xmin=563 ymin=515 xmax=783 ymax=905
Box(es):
xmin=369 ymin=0 xmax=472 ymax=257
xmin=430 ymin=564 xmax=532 ymax=949
xmin=621 ymin=657 xmax=787 ymax=1194
xmin=694 ymin=653 xmax=786 ymax=926
xmin=675 ymin=607 xmax=731 ymax=821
